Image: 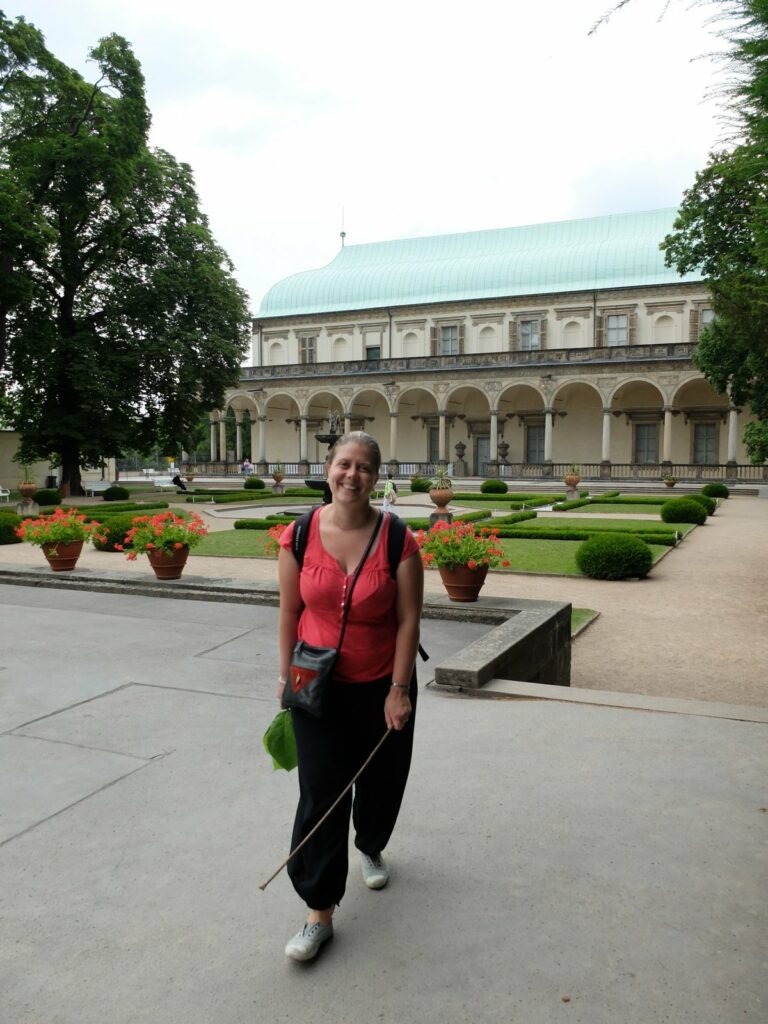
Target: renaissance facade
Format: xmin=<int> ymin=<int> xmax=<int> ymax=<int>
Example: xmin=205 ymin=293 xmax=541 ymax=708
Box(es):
xmin=211 ymin=209 xmax=762 ymax=482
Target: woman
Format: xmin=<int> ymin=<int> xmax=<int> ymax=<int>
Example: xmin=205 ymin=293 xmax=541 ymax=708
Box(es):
xmin=277 ymin=431 xmax=423 ymax=962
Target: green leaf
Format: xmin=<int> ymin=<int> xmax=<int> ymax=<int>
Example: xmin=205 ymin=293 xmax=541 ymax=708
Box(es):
xmin=262 ymin=710 xmax=297 ymax=772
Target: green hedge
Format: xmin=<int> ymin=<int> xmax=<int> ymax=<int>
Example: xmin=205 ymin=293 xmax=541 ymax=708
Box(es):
xmin=80 ymin=501 xmax=169 ymax=516
xmin=33 ymin=488 xmax=62 ymax=506
xmin=92 ymin=513 xmax=138 ymax=551
xmin=244 ymin=476 xmax=266 ymax=489
xmin=702 ymin=482 xmax=729 ymax=498
xmin=233 ymin=516 xmax=297 ymax=530
xmin=480 ymin=479 xmax=508 ymax=494
xmin=0 ymin=512 xmax=22 ymax=544
xmin=284 ymin=487 xmax=325 ymax=497
xmin=660 ymin=497 xmax=707 ymax=525
xmin=575 ymin=533 xmax=654 ymax=579
xmin=103 ymin=485 xmax=131 ymax=501
xmin=490 ymin=510 xmax=539 ymax=525
xmin=551 ymin=498 xmax=591 ymax=511
xmin=686 ymin=493 xmax=717 ymax=515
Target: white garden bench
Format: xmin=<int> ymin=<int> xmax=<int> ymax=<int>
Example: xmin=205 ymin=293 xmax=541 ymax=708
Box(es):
xmin=0 ymin=486 xmax=10 ymax=503
xmin=153 ymin=476 xmax=178 ymax=491
xmin=83 ymin=480 xmax=113 ymax=496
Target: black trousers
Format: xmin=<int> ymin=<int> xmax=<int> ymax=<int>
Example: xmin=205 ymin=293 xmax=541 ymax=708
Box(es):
xmin=287 ymin=674 xmax=417 ymax=909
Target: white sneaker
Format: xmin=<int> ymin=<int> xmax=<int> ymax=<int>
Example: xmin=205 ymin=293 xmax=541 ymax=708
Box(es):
xmin=361 ymin=851 xmax=389 ymax=889
xmin=285 ymin=920 xmax=333 ymax=961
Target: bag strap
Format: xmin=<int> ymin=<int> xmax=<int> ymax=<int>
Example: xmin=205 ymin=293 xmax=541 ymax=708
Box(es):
xmin=385 ymin=514 xmax=429 ymax=663
xmin=336 ymin=511 xmax=383 ymax=652
xmin=291 ymin=507 xmax=318 ymax=570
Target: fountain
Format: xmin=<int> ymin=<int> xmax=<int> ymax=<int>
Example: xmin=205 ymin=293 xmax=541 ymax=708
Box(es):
xmin=304 ymin=411 xmax=343 ymax=503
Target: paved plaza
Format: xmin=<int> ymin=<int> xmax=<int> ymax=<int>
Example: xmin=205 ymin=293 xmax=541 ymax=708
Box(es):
xmin=1 ymin=493 xmax=766 ymax=1022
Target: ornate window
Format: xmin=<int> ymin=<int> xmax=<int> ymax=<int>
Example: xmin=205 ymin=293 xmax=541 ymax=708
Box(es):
xmin=509 ymin=315 xmax=548 ymax=351
xmin=430 ymin=322 xmax=465 ymax=356
xmin=595 ymin=307 xmax=637 ymax=346
xmin=525 ymin=423 xmax=545 ymax=463
xmin=298 ymin=335 xmax=316 ymax=364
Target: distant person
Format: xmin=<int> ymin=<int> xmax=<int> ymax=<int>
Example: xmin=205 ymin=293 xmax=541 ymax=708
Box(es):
xmin=382 ymin=473 xmax=398 ymax=515
xmin=241 ymin=458 xmax=253 ymax=476
xmin=172 ymin=472 xmax=188 ymax=492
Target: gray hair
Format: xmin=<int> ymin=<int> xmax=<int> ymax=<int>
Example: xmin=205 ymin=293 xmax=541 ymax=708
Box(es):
xmin=327 ymin=430 xmax=382 ymax=472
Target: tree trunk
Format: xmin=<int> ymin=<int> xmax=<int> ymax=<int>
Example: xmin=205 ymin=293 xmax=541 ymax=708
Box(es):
xmin=60 ymin=448 xmax=84 ymax=497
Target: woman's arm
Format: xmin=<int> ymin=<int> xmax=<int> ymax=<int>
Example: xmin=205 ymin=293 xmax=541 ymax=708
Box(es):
xmin=384 ymin=552 xmax=424 ymax=731
xmin=277 ymin=546 xmax=303 ymax=703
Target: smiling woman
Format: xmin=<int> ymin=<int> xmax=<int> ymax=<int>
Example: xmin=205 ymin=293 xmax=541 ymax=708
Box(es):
xmin=274 ymin=430 xmax=425 ymax=962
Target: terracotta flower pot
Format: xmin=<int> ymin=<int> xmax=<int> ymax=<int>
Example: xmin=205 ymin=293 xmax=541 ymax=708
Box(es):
xmin=19 ymin=483 xmax=38 ymax=500
xmin=438 ymin=563 xmax=489 ymax=602
xmin=429 ymin=488 xmax=453 ymax=509
xmin=147 ymin=545 xmax=190 ymax=580
xmin=564 ymin=474 xmax=581 ymax=489
xmin=663 ymin=479 xmax=676 ymax=487
xmin=42 ymin=539 xmax=84 ymax=572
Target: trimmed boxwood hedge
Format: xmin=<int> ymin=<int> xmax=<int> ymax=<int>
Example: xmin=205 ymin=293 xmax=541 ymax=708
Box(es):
xmin=244 ymin=476 xmax=266 ymax=489
xmin=503 ymin=528 xmax=677 ymax=546
xmin=660 ymin=497 xmax=707 ymax=525
xmin=702 ymin=482 xmax=729 ymax=498
xmin=0 ymin=511 xmax=22 ymax=544
xmin=103 ymin=485 xmax=131 ymax=501
xmin=591 ymin=494 xmax=668 ymax=505
xmin=575 ymin=533 xmax=653 ymax=579
xmin=480 ymin=479 xmax=508 ymax=494
xmin=80 ymin=501 xmax=169 ymax=516
xmin=92 ymin=513 xmax=140 ymax=551
xmin=686 ymin=493 xmax=716 ymax=515
xmin=233 ymin=516 xmax=298 ymax=529
xmin=33 ymin=488 xmax=62 ymax=506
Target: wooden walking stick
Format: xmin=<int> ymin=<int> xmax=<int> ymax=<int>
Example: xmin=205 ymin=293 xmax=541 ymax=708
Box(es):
xmin=259 ymin=726 xmax=393 ymax=891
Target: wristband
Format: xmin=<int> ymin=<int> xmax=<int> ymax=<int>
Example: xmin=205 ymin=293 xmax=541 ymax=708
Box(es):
xmin=390 ymin=682 xmax=409 ymax=690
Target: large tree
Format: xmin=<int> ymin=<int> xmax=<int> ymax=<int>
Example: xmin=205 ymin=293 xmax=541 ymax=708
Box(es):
xmin=595 ymin=0 xmax=768 ymax=462
xmin=0 ymin=14 xmax=250 ymax=492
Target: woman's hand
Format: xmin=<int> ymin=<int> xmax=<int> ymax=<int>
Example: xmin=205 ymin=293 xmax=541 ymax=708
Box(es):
xmin=384 ymin=686 xmax=411 ymax=731
xmin=277 ymin=677 xmax=286 ymax=704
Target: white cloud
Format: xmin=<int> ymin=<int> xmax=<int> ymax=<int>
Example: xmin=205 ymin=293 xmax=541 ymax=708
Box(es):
xmin=6 ymin=0 xmax=727 ymax=309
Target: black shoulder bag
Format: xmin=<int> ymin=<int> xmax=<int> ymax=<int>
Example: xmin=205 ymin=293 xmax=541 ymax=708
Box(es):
xmin=282 ymin=511 xmax=383 ymax=718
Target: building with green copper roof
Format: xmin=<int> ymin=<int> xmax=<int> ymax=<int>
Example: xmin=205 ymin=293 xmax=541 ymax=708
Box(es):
xmin=210 ymin=209 xmax=758 ymax=481
xmin=258 ymin=208 xmax=702 ymax=318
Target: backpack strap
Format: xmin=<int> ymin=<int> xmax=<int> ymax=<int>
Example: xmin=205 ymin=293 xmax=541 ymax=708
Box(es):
xmin=385 ymin=514 xmax=429 ymax=663
xmin=291 ymin=506 xmax=319 ymax=570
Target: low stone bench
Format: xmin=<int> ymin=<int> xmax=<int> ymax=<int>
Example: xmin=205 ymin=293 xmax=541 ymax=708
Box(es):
xmin=425 ymin=595 xmax=572 ymax=690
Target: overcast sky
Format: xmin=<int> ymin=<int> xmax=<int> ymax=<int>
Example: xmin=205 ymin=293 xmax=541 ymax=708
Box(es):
xmin=6 ymin=0 xmax=727 ymax=311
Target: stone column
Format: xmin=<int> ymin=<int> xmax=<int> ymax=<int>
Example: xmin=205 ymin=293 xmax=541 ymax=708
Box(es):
xmin=250 ymin=419 xmax=258 ymax=463
xmin=438 ymin=411 xmax=447 ymax=463
xmin=490 ymin=409 xmax=498 ymax=461
xmin=601 ymin=408 xmax=612 ymax=462
xmin=344 ymin=413 xmax=351 ymax=434
xmin=661 ymin=407 xmax=673 ymax=463
xmin=209 ymin=416 xmax=218 ymax=461
xmin=219 ymin=417 xmax=227 ymax=464
xmin=235 ymin=413 xmax=244 ymax=462
xmin=389 ymin=412 xmax=399 ymax=468
xmin=257 ymin=416 xmax=268 ymax=474
xmin=299 ymin=416 xmax=308 ymax=461
xmin=544 ymin=409 xmax=554 ymax=462
xmin=727 ymin=406 xmax=738 ymax=463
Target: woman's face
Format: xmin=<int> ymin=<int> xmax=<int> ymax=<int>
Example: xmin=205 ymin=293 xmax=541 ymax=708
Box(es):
xmin=327 ymin=441 xmax=379 ymax=505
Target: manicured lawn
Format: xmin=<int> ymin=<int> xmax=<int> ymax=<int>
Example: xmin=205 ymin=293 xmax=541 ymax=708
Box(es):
xmin=195 ymin=530 xmax=273 ymax=557
xmin=193 ymin=527 xmax=668 ymax=575
xmin=494 ymin=537 xmax=668 ymax=575
xmin=572 ymin=607 xmax=598 ymax=633
xmin=454 ymin=498 xmax=550 ymax=511
xmin=520 ymin=516 xmax=694 ymax=535
xmin=568 ymin=502 xmax=666 ymax=515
